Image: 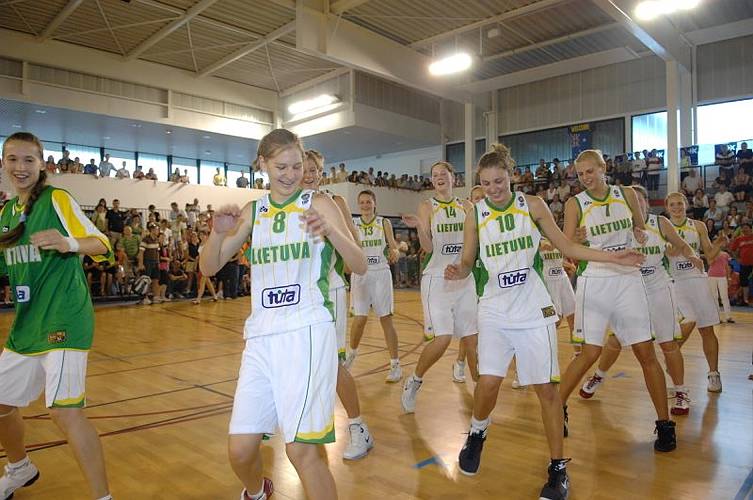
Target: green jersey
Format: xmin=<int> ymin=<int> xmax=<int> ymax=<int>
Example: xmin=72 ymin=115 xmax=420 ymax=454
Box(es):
xmin=0 ymin=186 xmax=113 ymax=355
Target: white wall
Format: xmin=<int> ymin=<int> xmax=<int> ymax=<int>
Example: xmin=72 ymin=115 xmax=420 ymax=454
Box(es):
xmin=697 ymin=34 xmax=753 ymax=104
xmin=326 ymin=182 xmax=470 ymax=217
xmin=329 ymin=145 xmax=442 ymax=177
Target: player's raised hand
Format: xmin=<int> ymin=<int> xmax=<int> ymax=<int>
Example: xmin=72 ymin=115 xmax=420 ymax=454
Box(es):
xmin=611 ymin=249 xmax=645 ymax=267
xmin=213 ymin=204 xmax=241 ymax=234
xmin=633 ymin=227 xmax=648 ymax=245
xmin=401 ymin=214 xmax=420 ymax=228
xmin=30 ymin=229 xmax=71 ymax=253
xmin=690 ymin=255 xmax=705 ymax=271
xmin=301 ymin=207 xmax=331 ymax=241
xmin=444 ymin=263 xmax=467 ymax=280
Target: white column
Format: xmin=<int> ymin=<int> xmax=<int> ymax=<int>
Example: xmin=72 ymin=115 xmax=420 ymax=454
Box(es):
xmin=666 ymin=60 xmax=680 ymax=193
xmin=464 ymin=102 xmax=474 ymax=185
xmin=485 ymin=91 xmax=498 ymax=151
xmin=679 ymin=65 xmax=693 ymax=147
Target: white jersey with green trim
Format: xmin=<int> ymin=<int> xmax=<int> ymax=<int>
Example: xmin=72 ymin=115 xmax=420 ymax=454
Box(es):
xmin=575 ymin=185 xmax=637 ymax=277
xmin=474 ymin=194 xmax=557 ymax=328
xmin=667 ymin=218 xmax=705 ymax=280
xmin=322 ymin=191 xmax=346 ymax=291
xmin=540 ymin=241 xmax=565 ymax=282
xmin=354 ymin=215 xmax=389 ymax=270
xmin=636 ymin=213 xmax=670 ymax=287
xmin=244 ymin=190 xmax=335 ymax=338
xmin=423 ymin=197 xmax=466 ymax=276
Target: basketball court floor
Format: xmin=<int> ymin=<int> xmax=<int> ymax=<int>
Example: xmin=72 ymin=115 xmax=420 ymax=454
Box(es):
xmin=0 ymin=290 xmax=751 ymax=499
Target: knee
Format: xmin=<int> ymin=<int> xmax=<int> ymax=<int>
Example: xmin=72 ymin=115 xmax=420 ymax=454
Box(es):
xmin=632 ymin=343 xmax=658 ymax=365
xmin=536 ymin=383 xmax=561 ymax=405
xmin=659 ymin=341 xmax=680 ymax=355
xmin=49 ymin=408 xmax=83 ymax=429
xmin=285 ymin=442 xmax=320 ymax=468
xmin=228 ymin=438 xmax=260 ymax=466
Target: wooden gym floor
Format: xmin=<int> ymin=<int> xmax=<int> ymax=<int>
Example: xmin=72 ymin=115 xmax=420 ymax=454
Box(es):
xmin=1 ymin=290 xmax=752 ymax=499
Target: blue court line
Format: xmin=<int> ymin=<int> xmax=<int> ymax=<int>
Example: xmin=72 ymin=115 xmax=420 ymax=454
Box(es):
xmin=734 ymin=468 xmax=753 ymax=500
xmin=612 ymin=371 xmax=629 ymax=379
xmin=414 ymin=455 xmax=444 ymax=469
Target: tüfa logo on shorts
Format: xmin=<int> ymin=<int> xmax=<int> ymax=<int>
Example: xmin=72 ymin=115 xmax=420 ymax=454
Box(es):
xmin=367 ymin=256 xmax=381 ymax=265
xmin=497 ymin=268 xmax=529 ymax=288
xmin=441 ymin=243 xmax=462 ymax=255
xmin=675 ymin=261 xmax=694 ymax=271
xmin=262 ymin=284 xmax=301 ymax=308
xmin=48 ymin=331 xmax=66 ymax=344
xmin=548 ymin=268 xmax=563 ymax=277
xmin=14 ymin=285 xmax=30 ymax=303
xmin=641 ymin=266 xmax=656 ymax=277
xmin=541 ymin=306 xmax=556 ymax=318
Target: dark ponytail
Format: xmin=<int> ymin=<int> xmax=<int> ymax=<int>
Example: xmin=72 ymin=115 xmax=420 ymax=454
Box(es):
xmin=0 ymin=132 xmax=48 ymax=249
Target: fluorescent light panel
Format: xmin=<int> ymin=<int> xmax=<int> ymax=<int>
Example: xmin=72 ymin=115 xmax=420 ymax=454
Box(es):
xmin=287 ymin=94 xmax=340 ymax=115
xmin=429 ymin=53 xmax=472 ymax=76
xmin=635 ymin=0 xmax=701 ymax=21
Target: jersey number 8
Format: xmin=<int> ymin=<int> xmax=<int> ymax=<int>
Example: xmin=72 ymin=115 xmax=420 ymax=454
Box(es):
xmin=272 ymin=212 xmax=286 ymax=233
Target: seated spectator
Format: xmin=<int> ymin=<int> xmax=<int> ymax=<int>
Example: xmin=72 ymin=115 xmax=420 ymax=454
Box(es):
xmin=45 ymin=155 xmax=57 ymax=174
xmin=115 ymin=162 xmax=130 ymax=179
xmin=719 ymin=219 xmax=736 ymax=240
xmin=335 ymin=163 xmax=348 ymax=183
xmin=716 ymin=144 xmax=735 ymax=181
xmin=535 ymin=160 xmax=550 ymax=189
xmin=563 ymin=160 xmax=578 ymax=186
xmin=556 ymin=180 xmax=571 ymax=201
xmin=705 ymin=218 xmax=718 ymax=240
xmin=320 ymin=172 xmax=329 ymax=185
xmin=57 ymin=150 xmax=73 ymax=173
xmin=682 ymin=168 xmax=702 ymax=194
xmin=236 ymin=171 xmax=250 ymax=188
xmin=145 ymin=168 xmax=158 ymax=181
xmin=704 ymin=199 xmax=724 ymax=227
xmin=84 ymin=158 xmax=98 ymax=176
xmin=70 ymin=157 xmax=83 ymax=174
xmin=212 ymin=168 xmax=225 ymax=186
xmin=347 ymin=171 xmax=358 ymax=183
xmin=167 ymin=260 xmax=188 ymax=299
xmin=714 ymin=184 xmax=735 ymax=214
xmin=99 ymin=153 xmax=114 ymax=178
xmin=83 ymin=255 xmax=103 ymax=296
xmin=254 ymin=178 xmax=264 ymax=189
xmin=551 ymin=159 xmax=562 ymax=182
xmin=691 ymin=188 xmax=709 ymax=220
xmin=329 ymin=166 xmax=337 ymax=183
xmin=727 ymin=206 xmax=742 ymax=230
xmin=179 ymin=169 xmax=190 ymax=183
xmin=545 ymin=182 xmax=557 ymax=202
xmin=90 ymin=205 xmax=108 ymax=233
xmin=133 ymin=165 xmax=145 ymax=179
xmin=170 ymin=169 xmax=180 ymax=182
xmin=738 ymin=142 xmax=753 ymax=176
xmin=521 ymin=167 xmax=534 ymax=192
xmin=731 ymin=167 xmax=751 ymax=201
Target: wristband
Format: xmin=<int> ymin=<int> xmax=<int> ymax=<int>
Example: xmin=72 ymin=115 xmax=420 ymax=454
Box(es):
xmin=65 ymin=237 xmax=80 ymax=253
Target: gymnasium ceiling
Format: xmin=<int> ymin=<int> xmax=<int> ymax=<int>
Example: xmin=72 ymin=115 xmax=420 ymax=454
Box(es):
xmin=1 ymin=0 xmax=751 ymax=95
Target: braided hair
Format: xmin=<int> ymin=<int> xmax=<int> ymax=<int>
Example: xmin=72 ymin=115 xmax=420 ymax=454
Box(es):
xmin=0 ymin=132 xmax=48 ymax=248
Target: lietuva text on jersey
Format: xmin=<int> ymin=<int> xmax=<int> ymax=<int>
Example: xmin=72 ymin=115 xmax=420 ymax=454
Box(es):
xmin=589 ymin=217 xmax=633 ymax=237
xmin=361 ymin=239 xmax=383 ymax=248
xmin=4 ymin=244 xmax=43 ymax=266
xmin=638 ymin=245 xmax=663 ymax=256
xmin=436 ymin=222 xmax=464 ymax=233
xmin=249 ymin=241 xmax=311 ymax=265
xmin=485 ymin=235 xmax=535 ymax=257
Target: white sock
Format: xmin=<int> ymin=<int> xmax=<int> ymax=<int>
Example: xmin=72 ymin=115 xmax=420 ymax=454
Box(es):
xmin=8 ymin=456 xmax=30 ymax=470
xmin=349 ymin=348 xmax=358 ymax=355
xmin=348 ymin=416 xmax=363 ymax=426
xmin=596 ymin=368 xmax=608 ymax=378
xmin=456 ymin=360 xmax=465 ymax=366
xmin=412 ymin=373 xmax=423 ymax=383
xmin=390 ymin=358 xmax=400 ymax=367
xmin=470 ymin=416 xmax=490 ymax=434
xmin=675 ymin=385 xmax=686 ymax=394
xmin=247 ymin=483 xmax=265 ymax=500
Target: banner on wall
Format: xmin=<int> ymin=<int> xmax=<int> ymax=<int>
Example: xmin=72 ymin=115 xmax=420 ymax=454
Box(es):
xmin=680 ymin=146 xmax=698 ymax=167
xmin=570 ymin=124 xmax=592 ymax=158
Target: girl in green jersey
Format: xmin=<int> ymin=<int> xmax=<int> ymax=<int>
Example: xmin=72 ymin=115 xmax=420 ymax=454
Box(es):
xmin=0 ymin=132 xmax=113 ymax=500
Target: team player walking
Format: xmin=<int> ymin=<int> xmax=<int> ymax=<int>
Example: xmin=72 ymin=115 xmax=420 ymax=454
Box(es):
xmin=0 ymin=129 xmax=738 ymax=500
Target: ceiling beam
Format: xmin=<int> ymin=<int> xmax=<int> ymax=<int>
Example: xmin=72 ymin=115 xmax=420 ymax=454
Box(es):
xmin=685 ymin=17 xmax=753 ymax=46
xmin=198 ymin=22 xmax=296 ymax=77
xmin=330 ymin=0 xmax=370 ymax=15
xmin=126 ymin=0 xmax=221 ymax=61
xmin=268 ymin=0 xmax=295 ymax=9
xmin=484 ymin=22 xmax=620 ymax=62
xmin=592 ymin=0 xmax=692 ymax=70
xmin=38 ymin=0 xmax=85 ymax=41
xmin=410 ymin=0 xmax=569 ymax=48
xmin=461 ymin=47 xmax=639 ymax=94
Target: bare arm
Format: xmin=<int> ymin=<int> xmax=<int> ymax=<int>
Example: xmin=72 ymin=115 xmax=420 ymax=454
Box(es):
xmin=332 ymin=194 xmax=360 ymax=243
xmin=402 ymin=200 xmax=433 ymax=254
xmin=658 ymin=216 xmax=703 ymax=269
xmin=383 ymin=218 xmax=400 ymax=264
xmin=199 ymin=202 xmax=253 ymax=276
xmin=528 ymin=196 xmax=643 ymax=266
xmin=622 ymin=186 xmax=646 ymax=231
xmin=563 ymin=197 xmax=581 ymax=241
xmin=445 ymin=207 xmax=478 ymax=280
xmin=310 ymin=194 xmax=367 ymax=275
xmin=694 ymin=218 xmax=724 ymax=262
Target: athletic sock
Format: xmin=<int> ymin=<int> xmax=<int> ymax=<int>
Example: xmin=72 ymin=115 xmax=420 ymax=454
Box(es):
xmin=246 ymin=482 xmax=266 ymax=500
xmin=348 ymin=416 xmax=363 ymax=426
xmin=412 ymin=373 xmax=423 ymax=383
xmin=456 ymin=360 xmax=465 ymax=366
xmin=595 ymin=368 xmax=608 ymax=378
xmin=550 ymin=458 xmax=568 ymax=472
xmin=8 ymin=456 xmax=30 ymax=470
xmin=674 ymin=385 xmax=686 ymax=393
xmin=470 ymin=416 xmax=490 ymax=435
xmin=390 ymin=358 xmax=400 ymax=367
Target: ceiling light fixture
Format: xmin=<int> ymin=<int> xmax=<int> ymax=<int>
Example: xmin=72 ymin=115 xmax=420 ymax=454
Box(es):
xmin=103 ymin=136 xmax=110 ymax=140
xmin=165 ymin=130 xmax=172 ymax=134
xmin=12 ymin=124 xmax=22 ymax=128
xmin=203 ymin=135 xmax=211 ymax=139
xmin=288 ymin=94 xmax=340 ymax=115
xmin=635 ymin=0 xmax=701 ymax=21
xmin=428 ymin=52 xmax=473 ymax=76
xmin=34 ymin=109 xmax=47 ymax=114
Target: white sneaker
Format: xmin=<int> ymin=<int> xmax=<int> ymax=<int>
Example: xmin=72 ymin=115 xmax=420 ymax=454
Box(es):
xmin=217 ymin=290 xmax=224 ymax=299
xmin=152 ymin=296 xmax=163 ymax=304
xmin=343 ymin=423 xmax=374 ymax=460
xmin=140 ymin=297 xmax=151 ymax=305
xmin=386 ymin=363 xmax=402 ymax=383
xmin=671 ymin=388 xmax=690 ymax=416
xmin=707 ymin=371 xmax=722 ymax=393
xmin=401 ymin=375 xmax=423 ymax=413
xmin=511 ymin=379 xmax=522 ymax=389
xmin=344 ymin=350 xmax=357 ymax=370
xmin=579 ymin=373 xmax=605 ymax=399
xmin=452 ymin=361 xmax=466 ymax=383
xmin=0 ymin=461 xmax=40 ymax=500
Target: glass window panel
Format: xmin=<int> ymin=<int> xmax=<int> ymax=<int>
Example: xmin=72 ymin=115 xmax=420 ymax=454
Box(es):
xmin=631 ymin=111 xmax=667 ymax=152
xmin=106 ymin=149 xmax=136 ymax=174
xmin=64 ymin=144 xmax=100 ymax=167
xmin=172 ymin=157 xmax=196 ymax=183
xmin=139 ymin=153 xmax=168 ymax=181
xmin=200 ymin=160 xmax=224 ymax=186
xmin=226 ymin=164 xmax=251 ymax=188
xmin=697 ymin=98 xmax=753 ymax=147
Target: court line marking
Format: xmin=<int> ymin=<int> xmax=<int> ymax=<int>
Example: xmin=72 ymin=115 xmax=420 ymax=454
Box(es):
xmin=734 ymin=468 xmax=753 ymax=500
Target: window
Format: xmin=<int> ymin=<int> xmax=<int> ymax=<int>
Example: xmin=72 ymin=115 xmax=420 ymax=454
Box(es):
xmin=200 ymin=160 xmax=224 ymax=186
xmin=139 ymin=153 xmax=168 ymax=181
xmin=226 ymin=165 xmax=251 ymax=188
xmin=445 ymin=142 xmax=464 ymax=171
xmin=107 ymin=149 xmax=136 ymax=173
xmin=42 ymin=140 xmax=63 ymax=163
xmin=697 ymin=98 xmax=753 ymax=165
xmin=632 ymin=111 xmax=667 ymax=152
xmin=65 ymin=143 xmax=100 ymax=166
xmin=172 ymin=157 xmax=196 ymax=183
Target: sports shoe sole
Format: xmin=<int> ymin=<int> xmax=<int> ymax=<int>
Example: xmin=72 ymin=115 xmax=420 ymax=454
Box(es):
xmin=578 ymin=388 xmax=595 ymax=399
xmin=343 ymin=440 xmax=374 ymax=461
xmin=6 ymin=470 xmax=40 ymax=500
xmin=654 ymin=442 xmax=677 ymax=452
xmin=458 ymin=466 xmax=479 ymax=477
xmin=707 ymin=387 xmax=722 ymax=393
xmin=670 ymin=407 xmax=689 ymax=416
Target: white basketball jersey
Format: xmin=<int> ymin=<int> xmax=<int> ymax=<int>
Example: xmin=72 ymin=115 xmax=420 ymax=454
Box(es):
xmin=354 ymin=215 xmax=388 ymax=270
xmin=244 ymin=190 xmax=335 ymax=337
xmin=668 ymin=218 xmax=705 ymax=280
xmin=540 ymin=241 xmax=565 ymax=282
xmin=575 ymin=185 xmax=636 ymax=277
xmin=637 ymin=213 xmax=670 ymax=287
xmin=475 ymin=194 xmax=557 ymax=328
xmin=324 ymin=192 xmax=346 ymax=290
xmin=423 ymin=197 xmax=466 ymax=276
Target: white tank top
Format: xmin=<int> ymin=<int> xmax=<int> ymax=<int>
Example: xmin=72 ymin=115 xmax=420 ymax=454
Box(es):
xmin=475 ymin=194 xmax=557 ymax=328
xmin=354 ymin=215 xmax=388 ymax=270
xmin=668 ymin=218 xmax=705 ymax=280
xmin=575 ymin=185 xmax=638 ymax=277
xmin=540 ymin=242 xmax=566 ymax=282
xmin=423 ymin=197 xmax=466 ymax=276
xmin=637 ymin=213 xmax=670 ymax=287
xmin=244 ymin=190 xmax=334 ymax=337
xmin=323 ymin=192 xmax=346 ymax=290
